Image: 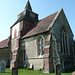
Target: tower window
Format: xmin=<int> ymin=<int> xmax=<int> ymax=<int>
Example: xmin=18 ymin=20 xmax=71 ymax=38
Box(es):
xmin=30 ymin=12 xmax=35 ymax=18
xmin=14 ymin=29 xmax=17 ymax=38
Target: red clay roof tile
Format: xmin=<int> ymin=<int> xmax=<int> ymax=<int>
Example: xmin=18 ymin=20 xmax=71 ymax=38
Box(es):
xmin=0 ymin=38 xmax=9 ymax=48
xmin=22 ymin=11 xmax=58 ymax=39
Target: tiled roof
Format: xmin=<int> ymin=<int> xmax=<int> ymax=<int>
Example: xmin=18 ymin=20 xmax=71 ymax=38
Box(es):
xmin=0 ymin=38 xmax=9 ymax=48
xmin=22 ymin=11 xmax=58 ymax=39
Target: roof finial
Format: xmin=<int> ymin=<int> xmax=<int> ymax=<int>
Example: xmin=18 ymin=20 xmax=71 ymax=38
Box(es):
xmin=25 ymin=0 xmax=32 ymax=11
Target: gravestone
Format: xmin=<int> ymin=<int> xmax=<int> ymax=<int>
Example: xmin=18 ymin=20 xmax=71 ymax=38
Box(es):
xmin=29 ymin=64 xmax=34 ymax=70
xmin=12 ymin=67 xmax=18 ymax=75
xmin=55 ymin=64 xmax=61 ymax=75
xmin=72 ymin=71 xmax=75 ymax=75
xmin=0 ymin=60 xmax=6 ymax=73
xmin=30 ymin=64 xmax=32 ymax=68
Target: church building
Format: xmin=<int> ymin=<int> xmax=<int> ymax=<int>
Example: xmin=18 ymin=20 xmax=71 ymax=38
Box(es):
xmin=0 ymin=0 xmax=75 ymax=73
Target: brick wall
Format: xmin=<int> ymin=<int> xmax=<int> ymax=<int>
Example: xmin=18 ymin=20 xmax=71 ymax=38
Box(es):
xmin=21 ymin=20 xmax=34 ymax=37
xmin=43 ymin=34 xmax=53 ymax=73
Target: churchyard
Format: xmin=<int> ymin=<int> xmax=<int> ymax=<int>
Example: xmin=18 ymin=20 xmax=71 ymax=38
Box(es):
xmin=0 ymin=68 xmax=74 ymax=75
xmin=0 ymin=60 xmax=74 ymax=75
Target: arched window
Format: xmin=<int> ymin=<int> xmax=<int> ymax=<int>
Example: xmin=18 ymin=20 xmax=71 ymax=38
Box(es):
xmin=37 ymin=36 xmax=44 ymax=56
xmin=60 ymin=28 xmax=68 ymax=54
xmin=14 ymin=29 xmax=17 ymax=38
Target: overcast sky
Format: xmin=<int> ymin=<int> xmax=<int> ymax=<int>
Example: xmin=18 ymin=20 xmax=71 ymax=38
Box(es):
xmin=0 ymin=0 xmax=75 ymax=42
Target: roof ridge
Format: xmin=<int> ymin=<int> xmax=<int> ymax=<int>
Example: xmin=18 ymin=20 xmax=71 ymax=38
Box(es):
xmin=22 ymin=11 xmax=59 ymax=39
xmin=40 ymin=11 xmax=58 ymax=21
xmin=0 ymin=38 xmax=8 ymax=43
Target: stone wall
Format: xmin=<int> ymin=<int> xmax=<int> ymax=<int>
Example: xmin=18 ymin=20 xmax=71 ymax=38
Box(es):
xmin=22 ymin=34 xmax=46 ymax=70
xmin=50 ymin=9 xmax=74 ymax=55
xmin=25 ymin=39 xmax=37 ymax=57
xmin=28 ymin=58 xmax=43 ymax=70
xmin=50 ymin=9 xmax=74 ymax=70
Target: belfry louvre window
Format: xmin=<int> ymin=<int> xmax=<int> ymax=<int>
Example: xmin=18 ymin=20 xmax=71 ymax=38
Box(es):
xmin=60 ymin=29 xmax=68 ymax=54
xmin=37 ymin=36 xmax=44 ymax=56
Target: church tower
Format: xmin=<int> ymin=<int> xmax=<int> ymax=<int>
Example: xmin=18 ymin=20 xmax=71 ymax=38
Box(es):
xmin=25 ymin=0 xmax=32 ymax=11
xmin=10 ymin=0 xmax=38 ymax=69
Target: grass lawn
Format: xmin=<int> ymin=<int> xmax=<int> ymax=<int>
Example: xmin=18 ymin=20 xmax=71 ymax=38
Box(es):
xmin=0 ymin=68 xmax=72 ymax=75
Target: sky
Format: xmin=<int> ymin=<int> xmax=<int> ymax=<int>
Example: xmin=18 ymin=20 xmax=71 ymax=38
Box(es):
xmin=0 ymin=0 xmax=75 ymax=42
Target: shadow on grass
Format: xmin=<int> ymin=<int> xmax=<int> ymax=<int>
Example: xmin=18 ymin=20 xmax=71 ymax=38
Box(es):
xmin=0 ymin=72 xmax=11 ymax=73
xmin=5 ymin=72 xmax=11 ymax=73
xmin=1 ymin=72 xmax=11 ymax=74
xmin=64 ymin=68 xmax=75 ymax=73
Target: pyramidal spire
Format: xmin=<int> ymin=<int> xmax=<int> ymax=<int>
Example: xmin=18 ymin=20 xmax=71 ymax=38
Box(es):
xmin=25 ymin=0 xmax=32 ymax=11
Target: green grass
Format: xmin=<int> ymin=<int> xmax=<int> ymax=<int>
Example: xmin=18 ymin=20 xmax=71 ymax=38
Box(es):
xmin=0 ymin=68 xmax=11 ymax=75
xmin=0 ymin=68 xmax=73 ymax=75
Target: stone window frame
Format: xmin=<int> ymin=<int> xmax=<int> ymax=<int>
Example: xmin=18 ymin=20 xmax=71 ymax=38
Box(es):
xmin=37 ymin=35 xmax=44 ymax=56
xmin=60 ymin=27 xmax=68 ymax=55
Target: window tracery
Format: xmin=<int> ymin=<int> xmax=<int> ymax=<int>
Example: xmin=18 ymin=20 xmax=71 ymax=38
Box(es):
xmin=37 ymin=36 xmax=44 ymax=56
xmin=60 ymin=28 xmax=68 ymax=54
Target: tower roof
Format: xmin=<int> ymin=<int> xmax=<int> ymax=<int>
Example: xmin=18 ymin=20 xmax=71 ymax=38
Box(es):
xmin=25 ymin=0 xmax=32 ymax=11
